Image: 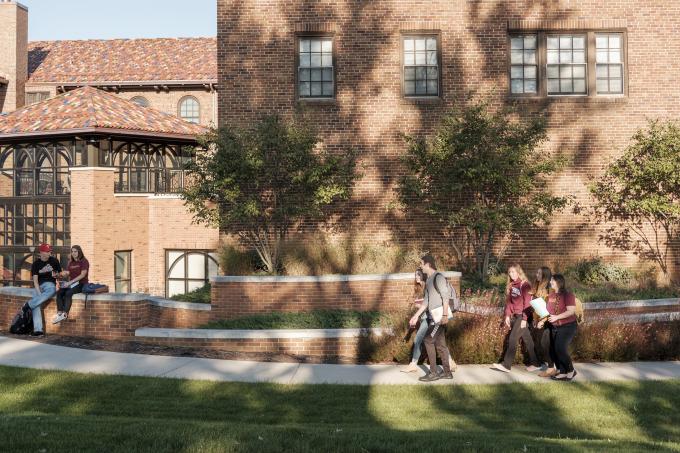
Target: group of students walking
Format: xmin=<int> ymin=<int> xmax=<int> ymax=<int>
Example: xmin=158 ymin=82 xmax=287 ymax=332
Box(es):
xmin=404 ymin=256 xmax=578 ymax=382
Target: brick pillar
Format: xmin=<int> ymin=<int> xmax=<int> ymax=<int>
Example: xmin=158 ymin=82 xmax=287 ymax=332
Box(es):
xmin=0 ymin=1 xmax=28 ymax=113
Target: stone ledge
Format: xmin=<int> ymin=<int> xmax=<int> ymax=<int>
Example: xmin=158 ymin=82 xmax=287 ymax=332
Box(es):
xmin=212 ymin=271 xmax=461 ymax=284
xmin=147 ymin=297 xmax=211 ymax=311
xmin=135 ymin=327 xmax=392 ymax=339
xmin=585 ymin=298 xmax=679 ymax=310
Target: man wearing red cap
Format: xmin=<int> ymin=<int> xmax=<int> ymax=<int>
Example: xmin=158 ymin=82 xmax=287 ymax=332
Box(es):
xmin=27 ymin=243 xmax=62 ymax=336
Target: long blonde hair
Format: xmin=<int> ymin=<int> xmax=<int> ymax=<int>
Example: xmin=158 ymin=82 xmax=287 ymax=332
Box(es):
xmin=506 ymin=264 xmax=529 ymax=295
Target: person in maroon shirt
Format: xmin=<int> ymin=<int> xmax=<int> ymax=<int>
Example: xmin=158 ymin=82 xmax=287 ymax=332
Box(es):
xmin=52 ymin=245 xmax=89 ymax=324
xmin=538 ymin=274 xmax=578 ymax=381
xmin=493 ymin=264 xmax=540 ymax=373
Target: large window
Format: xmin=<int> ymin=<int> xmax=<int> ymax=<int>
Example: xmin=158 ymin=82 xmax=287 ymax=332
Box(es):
xmin=297 ymin=37 xmax=334 ymax=99
xmin=114 ymin=251 xmax=131 ymax=293
xmin=178 ymin=96 xmax=200 ymax=124
xmin=110 ymin=142 xmax=192 ymax=193
xmin=508 ymin=31 xmax=626 ymax=98
xmin=166 ymin=250 xmax=218 ymax=298
xmin=0 ymin=143 xmax=72 ymax=197
xmin=403 ymin=36 xmax=440 ymax=97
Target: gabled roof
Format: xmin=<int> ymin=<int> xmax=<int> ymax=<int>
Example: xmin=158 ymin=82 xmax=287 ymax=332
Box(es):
xmin=0 ymin=86 xmax=208 ymax=140
xmin=27 ymin=37 xmax=217 ymax=85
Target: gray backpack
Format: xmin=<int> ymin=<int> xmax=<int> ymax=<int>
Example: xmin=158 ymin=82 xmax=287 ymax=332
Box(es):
xmin=432 ymin=272 xmax=461 ymax=317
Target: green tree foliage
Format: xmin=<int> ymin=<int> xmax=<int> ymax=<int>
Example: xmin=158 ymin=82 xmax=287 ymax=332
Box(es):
xmin=400 ymin=98 xmax=568 ymax=281
xmin=182 ymin=115 xmax=359 ymax=273
xmin=590 ymin=120 xmax=680 ymax=279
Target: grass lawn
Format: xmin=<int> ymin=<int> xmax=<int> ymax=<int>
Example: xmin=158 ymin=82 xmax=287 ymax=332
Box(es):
xmin=1 ymin=366 xmax=679 ymax=452
xmin=200 ymin=310 xmax=388 ymax=329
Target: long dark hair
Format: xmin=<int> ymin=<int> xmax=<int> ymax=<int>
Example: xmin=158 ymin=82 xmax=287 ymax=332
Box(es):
xmin=414 ymin=267 xmax=426 ymax=296
xmin=533 ymin=266 xmax=552 ymax=297
xmin=70 ymin=245 xmax=86 ymax=263
xmin=552 ymin=274 xmax=567 ymax=295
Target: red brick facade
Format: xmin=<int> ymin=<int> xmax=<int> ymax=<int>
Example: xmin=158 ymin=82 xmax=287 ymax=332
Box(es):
xmin=210 ymin=273 xmax=461 ymax=320
xmin=217 ymin=1 xmax=680 ymax=278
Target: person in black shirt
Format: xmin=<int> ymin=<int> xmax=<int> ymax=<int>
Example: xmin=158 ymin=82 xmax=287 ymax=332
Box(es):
xmin=27 ymin=243 xmax=62 ymax=336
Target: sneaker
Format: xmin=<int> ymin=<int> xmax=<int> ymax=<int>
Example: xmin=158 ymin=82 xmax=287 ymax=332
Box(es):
xmin=492 ymin=363 xmax=511 ymax=373
xmin=539 ymin=368 xmax=558 ymax=378
xmin=418 ymin=372 xmax=441 ymax=382
xmin=30 ymin=331 xmax=44 ymax=337
xmin=526 ymin=365 xmax=541 ymax=372
xmin=401 ymin=363 xmax=419 ymax=373
xmin=52 ymin=312 xmax=67 ymax=324
xmin=439 ymin=371 xmax=454 ymax=380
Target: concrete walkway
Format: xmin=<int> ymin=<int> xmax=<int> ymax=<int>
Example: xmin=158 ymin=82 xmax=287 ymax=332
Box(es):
xmin=1 ymin=335 xmax=679 ymax=385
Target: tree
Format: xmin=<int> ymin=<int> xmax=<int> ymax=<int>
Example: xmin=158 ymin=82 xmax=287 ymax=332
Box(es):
xmin=590 ymin=120 xmax=680 ymax=280
xmin=182 ymin=114 xmax=359 ymax=273
xmin=399 ymin=98 xmax=568 ymax=281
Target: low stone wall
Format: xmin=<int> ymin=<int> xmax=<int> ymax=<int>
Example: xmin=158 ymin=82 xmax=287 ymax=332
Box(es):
xmin=0 ymin=288 xmax=210 ymax=339
xmin=210 ymin=272 xmax=462 ymax=320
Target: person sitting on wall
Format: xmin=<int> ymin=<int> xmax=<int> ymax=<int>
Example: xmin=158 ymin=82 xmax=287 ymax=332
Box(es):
xmin=27 ymin=243 xmax=62 ymax=337
xmin=53 ymin=245 xmax=89 ymax=324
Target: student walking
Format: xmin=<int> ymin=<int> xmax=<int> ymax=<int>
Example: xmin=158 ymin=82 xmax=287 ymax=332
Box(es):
xmin=53 ymin=245 xmax=89 ymax=324
xmin=27 ymin=243 xmax=62 ymax=336
xmin=542 ymin=274 xmax=578 ymax=381
xmin=530 ymin=266 xmax=558 ymax=377
xmin=409 ymin=255 xmax=453 ymax=382
xmin=402 ymin=268 xmax=429 ymax=373
xmin=493 ymin=264 xmax=541 ymax=373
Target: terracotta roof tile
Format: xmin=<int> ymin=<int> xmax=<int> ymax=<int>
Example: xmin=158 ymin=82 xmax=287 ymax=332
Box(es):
xmin=0 ymin=86 xmax=208 ymax=138
xmin=27 ymin=38 xmax=216 ymax=84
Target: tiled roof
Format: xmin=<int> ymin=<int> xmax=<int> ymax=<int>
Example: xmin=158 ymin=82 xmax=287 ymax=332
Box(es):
xmin=27 ymin=38 xmax=216 ymax=84
xmin=0 ymin=86 xmax=207 ymax=139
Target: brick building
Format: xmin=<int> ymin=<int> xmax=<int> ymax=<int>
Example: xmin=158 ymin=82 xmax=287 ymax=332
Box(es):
xmin=0 ymin=0 xmax=219 ymax=296
xmin=217 ymin=0 xmax=680 ymax=278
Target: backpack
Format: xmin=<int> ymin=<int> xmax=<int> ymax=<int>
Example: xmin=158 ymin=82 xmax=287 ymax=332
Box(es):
xmin=82 ymin=283 xmax=109 ymax=294
xmin=431 ymin=272 xmax=460 ymax=320
xmin=9 ymin=303 xmax=33 ymax=335
xmin=574 ymin=296 xmax=585 ymax=324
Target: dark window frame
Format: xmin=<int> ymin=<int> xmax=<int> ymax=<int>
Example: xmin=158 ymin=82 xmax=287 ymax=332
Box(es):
xmin=507 ymin=29 xmax=628 ymax=99
xmin=595 ymin=32 xmax=625 ymax=95
xmin=114 ymin=250 xmax=132 ymax=293
xmin=295 ymin=33 xmax=336 ymax=101
xmin=401 ymin=32 xmax=442 ymax=99
xmin=165 ymin=249 xmax=219 ymax=298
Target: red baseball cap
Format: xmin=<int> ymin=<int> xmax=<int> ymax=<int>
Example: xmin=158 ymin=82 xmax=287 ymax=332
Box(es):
xmin=38 ymin=243 xmax=52 ymax=253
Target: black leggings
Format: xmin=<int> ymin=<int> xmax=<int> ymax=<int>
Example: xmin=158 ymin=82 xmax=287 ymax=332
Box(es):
xmin=56 ymin=285 xmax=82 ymax=313
xmin=539 ymin=325 xmax=555 ymax=368
xmin=552 ymin=322 xmax=578 ymax=374
xmin=502 ymin=315 xmax=539 ymax=369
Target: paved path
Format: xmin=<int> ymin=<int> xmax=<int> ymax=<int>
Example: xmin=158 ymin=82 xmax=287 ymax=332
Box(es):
xmin=1 ymin=335 xmax=679 ymax=385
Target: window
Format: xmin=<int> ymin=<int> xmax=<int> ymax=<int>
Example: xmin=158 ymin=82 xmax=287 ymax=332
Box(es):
xmin=114 ymin=251 xmax=131 ymax=293
xmin=111 ymin=142 xmax=192 ymax=194
xmin=26 ymin=92 xmax=50 ymax=105
xmin=509 ymin=35 xmax=537 ymax=94
xmin=297 ymin=37 xmax=334 ymax=98
xmin=508 ymin=30 xmax=625 ymax=98
xmin=179 ymin=96 xmax=200 ymax=124
xmin=596 ymin=33 xmax=624 ymax=94
xmin=403 ymin=36 xmax=439 ymax=97
xmin=130 ymin=96 xmax=150 ymax=107
xmin=166 ymin=250 xmax=219 ymax=298
xmin=547 ymin=35 xmax=587 ymax=95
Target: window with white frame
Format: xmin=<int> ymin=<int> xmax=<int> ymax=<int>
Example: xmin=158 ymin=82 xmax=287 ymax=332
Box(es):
xmin=546 ymin=34 xmax=587 ymax=95
xmin=596 ymin=33 xmax=624 ymax=94
xmin=298 ymin=37 xmax=334 ymax=98
xmin=510 ymin=35 xmax=538 ymax=94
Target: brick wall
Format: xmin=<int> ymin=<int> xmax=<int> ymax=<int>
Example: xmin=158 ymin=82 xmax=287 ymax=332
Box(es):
xmin=0 ymin=1 xmax=27 ymax=113
xmin=210 ymin=273 xmax=461 ymax=320
xmin=70 ymin=168 xmax=220 ymax=296
xmin=217 ymin=0 xmax=680 ymax=278
xmin=0 ymin=289 xmax=210 ymax=339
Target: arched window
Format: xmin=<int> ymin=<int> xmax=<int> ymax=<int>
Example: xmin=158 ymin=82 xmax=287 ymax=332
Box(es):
xmin=166 ymin=250 xmax=219 ymax=297
xmin=178 ymin=96 xmax=200 ymax=124
xmin=130 ymin=96 xmax=150 ymax=108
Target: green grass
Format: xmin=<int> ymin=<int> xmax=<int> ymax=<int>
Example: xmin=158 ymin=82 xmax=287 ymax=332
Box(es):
xmin=201 ymin=309 xmax=389 ymax=329
xmin=0 ymin=366 xmax=679 ymax=452
xmin=170 ymin=284 xmax=211 ymax=304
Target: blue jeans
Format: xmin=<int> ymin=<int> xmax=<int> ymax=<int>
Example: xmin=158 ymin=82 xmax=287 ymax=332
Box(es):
xmin=411 ymin=316 xmax=429 ymax=363
xmin=28 ymin=282 xmax=56 ymax=333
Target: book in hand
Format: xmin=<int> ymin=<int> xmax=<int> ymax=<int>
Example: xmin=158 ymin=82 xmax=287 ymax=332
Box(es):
xmin=530 ymin=297 xmax=550 ymax=321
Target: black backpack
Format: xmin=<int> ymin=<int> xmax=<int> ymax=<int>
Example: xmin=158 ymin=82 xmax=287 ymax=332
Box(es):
xmin=9 ymin=303 xmax=33 ymax=335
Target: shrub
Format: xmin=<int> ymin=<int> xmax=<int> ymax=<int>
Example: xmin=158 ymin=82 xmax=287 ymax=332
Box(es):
xmin=170 ymin=284 xmax=211 ymax=304
xmin=566 ymin=256 xmax=632 ymax=285
xmin=217 ymin=243 xmax=262 ymax=276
